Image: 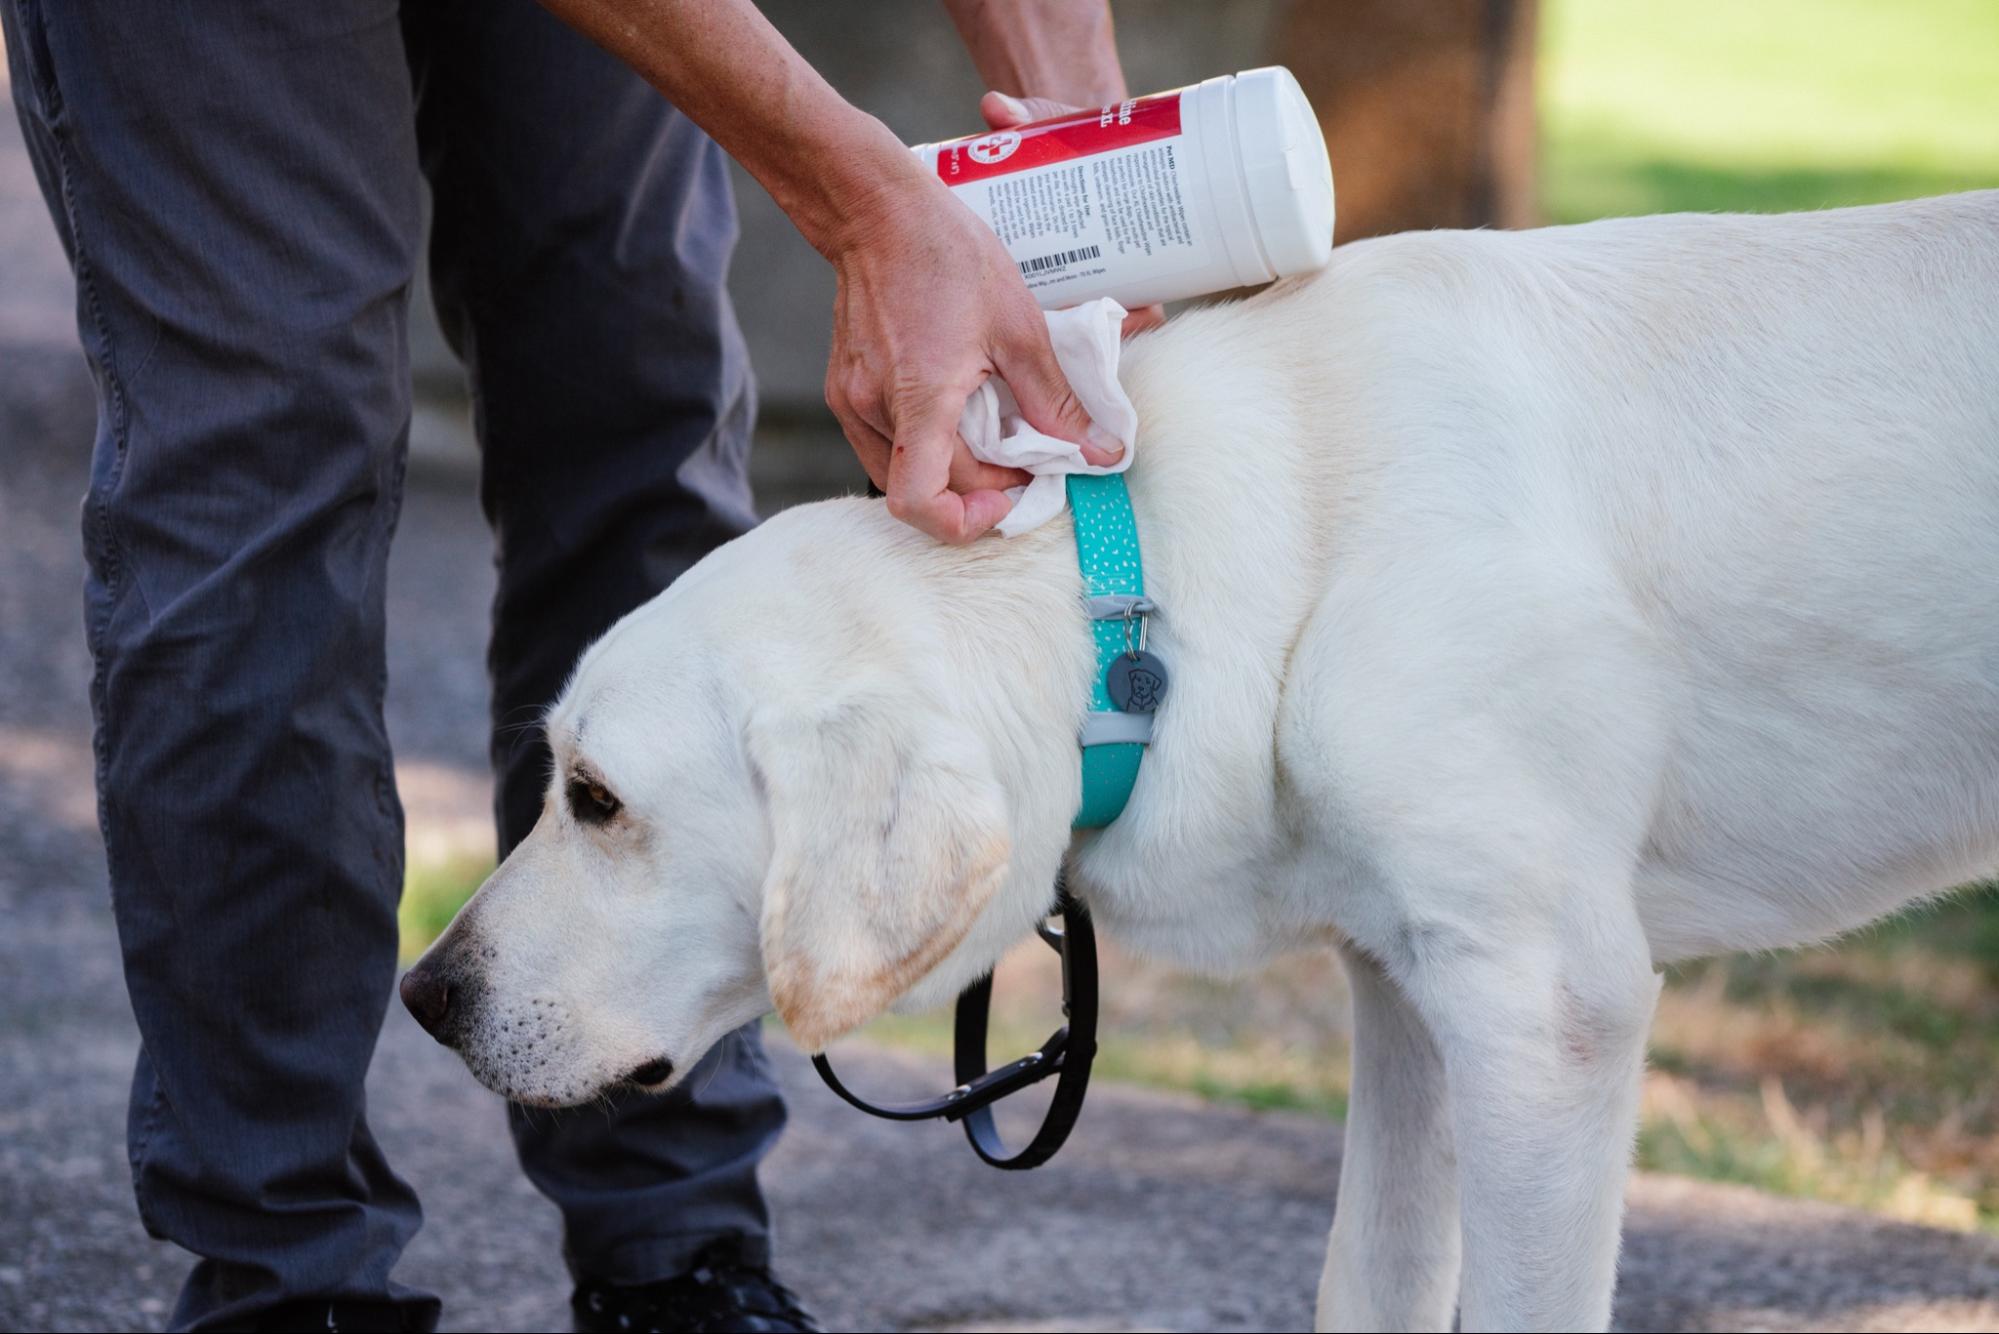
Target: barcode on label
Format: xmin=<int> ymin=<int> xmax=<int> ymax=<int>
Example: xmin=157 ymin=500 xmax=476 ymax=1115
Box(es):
xmin=1019 ymin=244 xmax=1102 ymax=276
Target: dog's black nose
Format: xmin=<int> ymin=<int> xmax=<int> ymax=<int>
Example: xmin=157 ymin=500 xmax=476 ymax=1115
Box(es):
xmin=400 ymin=964 xmax=454 ymax=1044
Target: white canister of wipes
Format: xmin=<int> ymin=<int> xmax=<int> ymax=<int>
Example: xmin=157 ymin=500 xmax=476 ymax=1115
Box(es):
xmin=911 ymin=66 xmax=1335 ymax=310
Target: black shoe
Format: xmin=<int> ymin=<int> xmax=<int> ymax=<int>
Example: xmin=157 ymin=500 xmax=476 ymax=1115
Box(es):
xmin=571 ymin=1242 xmax=820 ymax=1334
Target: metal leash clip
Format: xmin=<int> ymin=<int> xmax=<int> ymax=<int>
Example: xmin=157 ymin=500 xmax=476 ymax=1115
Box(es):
xmin=810 ymin=880 xmax=1099 ymax=1170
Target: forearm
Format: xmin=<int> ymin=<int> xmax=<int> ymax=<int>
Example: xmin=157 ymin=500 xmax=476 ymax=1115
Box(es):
xmin=537 ymin=0 xmax=926 ymax=258
xmin=940 ymin=0 xmax=1126 ymax=105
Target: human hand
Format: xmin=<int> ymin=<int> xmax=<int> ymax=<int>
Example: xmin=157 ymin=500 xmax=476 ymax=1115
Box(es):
xmin=823 ymin=169 xmax=1125 ymax=545
xmin=978 ymin=92 xmax=1169 ymax=339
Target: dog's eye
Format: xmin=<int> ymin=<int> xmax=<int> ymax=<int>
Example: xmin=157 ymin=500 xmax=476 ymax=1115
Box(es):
xmin=567 ymin=777 xmax=622 ymax=826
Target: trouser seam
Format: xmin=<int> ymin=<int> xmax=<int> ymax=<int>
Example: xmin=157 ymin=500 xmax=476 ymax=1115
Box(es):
xmin=374 ymin=386 xmax=411 ymax=881
xmin=130 ymin=1061 xmax=170 ymax=1238
xmin=28 ymin=2 xmax=135 ymax=680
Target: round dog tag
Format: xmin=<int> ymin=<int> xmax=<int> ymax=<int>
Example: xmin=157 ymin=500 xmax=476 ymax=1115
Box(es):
xmin=1106 ymin=651 xmax=1169 ymax=713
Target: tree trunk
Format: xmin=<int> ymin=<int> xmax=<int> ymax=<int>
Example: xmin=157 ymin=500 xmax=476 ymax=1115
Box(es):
xmin=1270 ymin=0 xmax=1539 ymax=242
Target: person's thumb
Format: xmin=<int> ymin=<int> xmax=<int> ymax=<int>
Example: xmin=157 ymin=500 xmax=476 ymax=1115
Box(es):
xmin=980 ymin=91 xmax=1079 ymax=130
xmin=994 ymin=322 xmax=1124 ymax=466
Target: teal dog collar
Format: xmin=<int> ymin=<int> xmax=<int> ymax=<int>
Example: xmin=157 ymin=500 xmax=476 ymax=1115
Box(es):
xmin=1067 ymin=473 xmax=1166 ymax=829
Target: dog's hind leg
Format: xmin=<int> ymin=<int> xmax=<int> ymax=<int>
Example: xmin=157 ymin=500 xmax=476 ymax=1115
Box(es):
xmin=1396 ymin=897 xmax=1660 ymax=1332
xmin=1316 ymin=944 xmax=1462 ymax=1333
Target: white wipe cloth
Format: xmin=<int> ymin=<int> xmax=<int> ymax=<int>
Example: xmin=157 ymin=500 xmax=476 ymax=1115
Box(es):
xmin=958 ymin=297 xmax=1138 ymax=537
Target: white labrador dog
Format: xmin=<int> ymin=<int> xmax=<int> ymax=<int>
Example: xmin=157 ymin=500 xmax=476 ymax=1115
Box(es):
xmin=404 ymin=191 xmax=1999 ymax=1331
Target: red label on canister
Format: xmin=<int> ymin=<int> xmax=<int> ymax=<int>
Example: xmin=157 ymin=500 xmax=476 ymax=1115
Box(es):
xmin=933 ymin=91 xmax=1183 ymax=186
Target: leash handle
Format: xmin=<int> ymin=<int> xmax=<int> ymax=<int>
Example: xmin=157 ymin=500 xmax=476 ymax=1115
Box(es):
xmin=953 ymin=892 xmax=1099 ymax=1169
xmin=807 ymin=887 xmax=1099 ymax=1170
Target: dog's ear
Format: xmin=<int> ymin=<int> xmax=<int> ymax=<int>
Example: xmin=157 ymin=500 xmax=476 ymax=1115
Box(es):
xmin=748 ymin=699 xmax=1011 ymax=1052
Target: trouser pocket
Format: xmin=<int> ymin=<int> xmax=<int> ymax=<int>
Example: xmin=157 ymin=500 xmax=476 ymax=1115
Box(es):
xmin=7 ymin=0 xmax=65 ymax=123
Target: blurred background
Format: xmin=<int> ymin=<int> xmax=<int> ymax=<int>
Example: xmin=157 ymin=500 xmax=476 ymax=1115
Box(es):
xmin=6 ymin=0 xmax=1999 ymax=1279
xmin=413 ymin=0 xmax=1999 ymax=1236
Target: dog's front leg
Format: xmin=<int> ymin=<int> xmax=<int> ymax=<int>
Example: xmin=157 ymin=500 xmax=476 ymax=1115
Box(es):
xmin=1404 ymin=912 xmax=1660 ymax=1332
xmin=1317 ymin=944 xmax=1461 ymax=1332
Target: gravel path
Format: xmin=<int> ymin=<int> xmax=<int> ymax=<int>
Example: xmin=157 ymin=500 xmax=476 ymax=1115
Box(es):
xmin=6 ymin=71 xmax=1999 ymax=1332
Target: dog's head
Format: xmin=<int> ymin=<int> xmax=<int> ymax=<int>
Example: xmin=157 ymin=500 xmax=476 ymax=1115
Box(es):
xmin=401 ymin=513 xmax=1069 ymax=1105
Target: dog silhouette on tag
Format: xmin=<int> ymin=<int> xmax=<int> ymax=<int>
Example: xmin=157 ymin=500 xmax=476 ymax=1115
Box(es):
xmin=1107 ymin=651 xmax=1168 ymax=713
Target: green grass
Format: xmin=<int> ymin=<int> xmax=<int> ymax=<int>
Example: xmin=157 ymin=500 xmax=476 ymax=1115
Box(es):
xmin=1638 ymin=887 xmax=1999 ymax=1230
xmin=398 ymin=854 xmax=491 ymax=962
xmin=1541 ymin=0 xmax=1999 ymax=220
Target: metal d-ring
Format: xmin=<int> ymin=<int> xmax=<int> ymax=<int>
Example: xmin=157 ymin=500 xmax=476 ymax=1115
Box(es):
xmin=1121 ymin=602 xmax=1148 ymax=659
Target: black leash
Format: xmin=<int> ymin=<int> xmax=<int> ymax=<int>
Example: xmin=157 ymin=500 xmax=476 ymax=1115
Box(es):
xmin=810 ymin=882 xmax=1098 ymax=1170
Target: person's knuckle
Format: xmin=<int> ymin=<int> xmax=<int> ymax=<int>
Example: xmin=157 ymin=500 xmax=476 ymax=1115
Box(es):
xmin=848 ymin=381 xmax=886 ymax=421
xmin=1003 ymin=329 xmax=1061 ymax=378
xmin=886 ymin=362 xmax=945 ymax=399
xmin=1017 ymin=370 xmax=1082 ymax=422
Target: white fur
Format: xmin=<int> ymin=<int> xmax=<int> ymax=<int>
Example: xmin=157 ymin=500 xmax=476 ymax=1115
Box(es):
xmin=414 ymin=191 xmax=1999 ymax=1331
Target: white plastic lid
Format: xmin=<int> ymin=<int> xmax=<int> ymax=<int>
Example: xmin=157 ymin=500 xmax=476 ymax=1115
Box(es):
xmin=1231 ymin=67 xmax=1336 ymax=280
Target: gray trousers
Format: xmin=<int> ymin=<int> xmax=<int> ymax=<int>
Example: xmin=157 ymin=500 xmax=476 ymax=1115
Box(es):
xmin=2 ymin=1 xmax=785 ymax=1328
